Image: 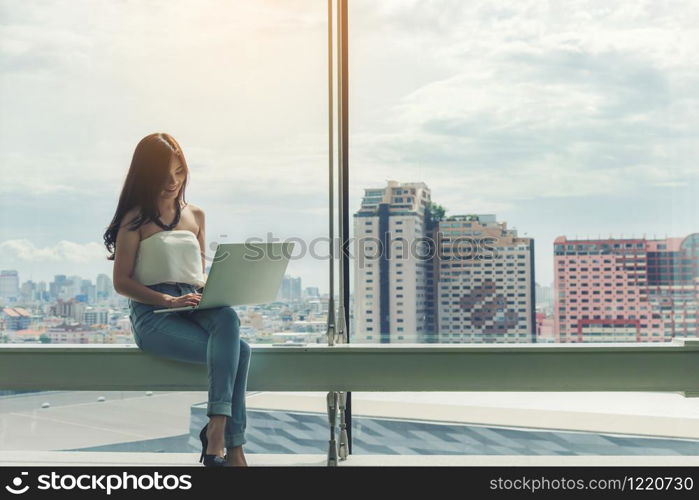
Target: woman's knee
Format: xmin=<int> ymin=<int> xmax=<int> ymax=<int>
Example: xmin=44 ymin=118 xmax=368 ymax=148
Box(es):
xmin=208 ymin=306 xmax=237 ymax=323
xmin=222 ymin=306 xmax=240 ymax=324
xmin=230 ymin=307 xmax=241 ymax=328
xmin=209 ymin=307 xmax=241 ymax=336
xmin=240 ymin=339 xmax=251 ymax=358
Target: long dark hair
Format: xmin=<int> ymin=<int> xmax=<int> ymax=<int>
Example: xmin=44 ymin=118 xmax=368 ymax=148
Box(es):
xmin=103 ymin=132 xmax=189 ymax=261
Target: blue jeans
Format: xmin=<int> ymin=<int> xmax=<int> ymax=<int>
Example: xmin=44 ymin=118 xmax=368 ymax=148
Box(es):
xmin=128 ymin=281 xmax=250 ymax=448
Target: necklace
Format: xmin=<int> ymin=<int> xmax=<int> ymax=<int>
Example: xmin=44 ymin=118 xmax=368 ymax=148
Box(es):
xmin=154 ymin=201 xmax=182 ymax=231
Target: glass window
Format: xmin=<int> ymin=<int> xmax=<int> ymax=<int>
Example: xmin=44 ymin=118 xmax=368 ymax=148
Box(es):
xmin=348 ymin=0 xmax=699 ymax=458
xmin=0 ymin=0 xmax=328 ymax=456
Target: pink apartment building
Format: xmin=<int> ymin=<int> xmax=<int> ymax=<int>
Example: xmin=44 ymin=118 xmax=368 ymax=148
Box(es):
xmin=554 ymin=234 xmax=699 ymax=343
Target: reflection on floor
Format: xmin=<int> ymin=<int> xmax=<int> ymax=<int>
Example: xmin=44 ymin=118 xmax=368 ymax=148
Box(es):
xmin=66 ymin=408 xmax=699 ymax=456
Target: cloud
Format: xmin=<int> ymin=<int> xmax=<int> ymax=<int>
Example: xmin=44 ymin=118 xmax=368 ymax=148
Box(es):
xmin=349 ymin=0 xmax=699 ymax=207
xmin=0 ymin=239 xmax=105 ymax=263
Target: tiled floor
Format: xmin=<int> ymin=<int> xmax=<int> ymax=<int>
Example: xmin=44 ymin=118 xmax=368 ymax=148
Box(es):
xmin=4 ymin=391 xmax=699 ymax=459
xmin=219 ymin=409 xmax=699 ymax=456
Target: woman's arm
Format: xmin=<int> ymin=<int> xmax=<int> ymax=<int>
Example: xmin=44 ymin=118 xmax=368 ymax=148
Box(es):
xmin=112 ymin=207 xmax=177 ymax=307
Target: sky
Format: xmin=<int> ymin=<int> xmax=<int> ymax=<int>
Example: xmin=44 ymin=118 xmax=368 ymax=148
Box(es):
xmin=1 ymin=0 xmax=698 ymax=294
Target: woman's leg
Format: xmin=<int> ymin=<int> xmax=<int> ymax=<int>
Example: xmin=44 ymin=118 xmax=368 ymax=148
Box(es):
xmin=132 ymin=304 xmax=238 ymax=420
xmin=225 ymin=339 xmax=250 ymax=466
xmin=187 ymin=307 xmax=250 ymax=449
xmin=227 ymin=339 xmax=251 ymax=448
xmin=129 ymin=283 xmax=240 ymax=457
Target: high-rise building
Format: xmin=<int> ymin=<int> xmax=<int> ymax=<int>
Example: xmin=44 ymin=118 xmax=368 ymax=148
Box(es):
xmin=20 ymin=281 xmax=35 ymax=303
xmin=67 ymin=275 xmax=82 ymax=298
xmin=554 ymin=234 xmax=699 ymax=342
xmin=83 ymin=307 xmax=110 ymax=326
xmin=50 ymin=275 xmax=69 ymax=300
xmin=80 ymin=279 xmax=96 ymax=303
xmin=353 ymin=180 xmax=432 ymax=343
xmin=435 ymin=215 xmax=535 ymax=343
xmin=51 ymin=298 xmax=86 ymax=322
xmin=0 ymin=270 xmax=20 ymax=300
xmin=96 ymin=274 xmax=113 ymax=300
xmin=37 ymin=281 xmax=48 ymax=302
xmin=278 ymin=275 xmax=302 ymax=302
xmin=535 ymin=282 xmax=554 ymax=314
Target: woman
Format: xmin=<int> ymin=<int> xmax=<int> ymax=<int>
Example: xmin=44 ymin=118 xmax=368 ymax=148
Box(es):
xmin=103 ymin=132 xmax=250 ymax=467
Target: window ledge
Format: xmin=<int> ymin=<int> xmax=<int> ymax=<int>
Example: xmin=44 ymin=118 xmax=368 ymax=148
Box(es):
xmin=0 ymin=338 xmax=697 ymax=394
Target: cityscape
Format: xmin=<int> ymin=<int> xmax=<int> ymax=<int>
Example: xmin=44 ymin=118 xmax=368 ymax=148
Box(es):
xmin=1 ymin=180 xmax=696 ymax=347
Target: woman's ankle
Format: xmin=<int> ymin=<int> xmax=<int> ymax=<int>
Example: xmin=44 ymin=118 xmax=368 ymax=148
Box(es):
xmin=205 ymin=419 xmax=226 ymax=456
xmin=225 ymin=450 xmax=247 ymax=466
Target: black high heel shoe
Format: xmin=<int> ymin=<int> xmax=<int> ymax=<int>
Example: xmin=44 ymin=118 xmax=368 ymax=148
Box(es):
xmin=199 ymin=423 xmax=227 ymax=467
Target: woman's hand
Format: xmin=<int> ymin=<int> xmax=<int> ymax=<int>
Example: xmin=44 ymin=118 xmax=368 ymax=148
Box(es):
xmin=163 ymin=292 xmax=202 ymax=308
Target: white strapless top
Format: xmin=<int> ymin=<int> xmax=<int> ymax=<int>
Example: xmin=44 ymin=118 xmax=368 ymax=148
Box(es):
xmin=132 ymin=230 xmax=206 ymax=288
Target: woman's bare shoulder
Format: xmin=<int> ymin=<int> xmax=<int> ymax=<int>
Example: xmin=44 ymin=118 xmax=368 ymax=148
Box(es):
xmin=185 ymin=202 xmax=205 ymax=235
xmin=120 ymin=206 xmax=142 ymax=229
xmin=187 ymin=202 xmax=205 ymax=217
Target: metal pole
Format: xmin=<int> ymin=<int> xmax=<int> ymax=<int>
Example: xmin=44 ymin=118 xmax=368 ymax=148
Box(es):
xmin=336 ymin=0 xmax=347 ymax=345
xmin=338 ymin=0 xmax=352 ymax=457
xmin=325 ymin=0 xmax=336 ymax=347
xmin=326 ymin=391 xmax=338 ymax=466
xmin=325 ymin=0 xmax=352 ymax=466
xmin=325 ymin=0 xmax=339 ymax=467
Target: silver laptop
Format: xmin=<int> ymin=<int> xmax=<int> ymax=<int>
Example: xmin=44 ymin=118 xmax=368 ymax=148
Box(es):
xmin=153 ymin=242 xmax=295 ymax=314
